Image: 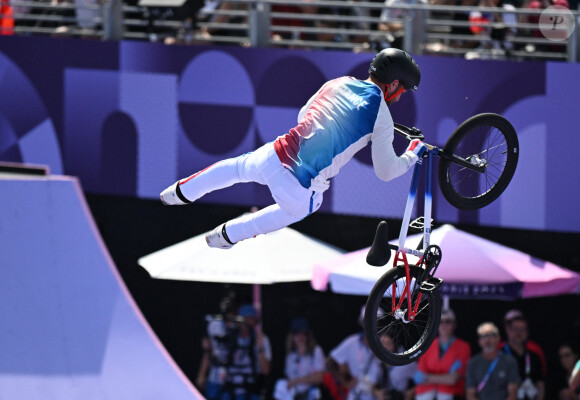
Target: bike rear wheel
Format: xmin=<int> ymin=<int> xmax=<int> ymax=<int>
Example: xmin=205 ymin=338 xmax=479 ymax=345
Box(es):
xmin=438 ymin=113 xmax=519 ymax=210
xmin=364 ymin=265 xmax=442 ymax=366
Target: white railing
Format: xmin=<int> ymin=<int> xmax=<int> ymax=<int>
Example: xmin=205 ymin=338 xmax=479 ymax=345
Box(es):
xmin=1 ymin=0 xmax=578 ymax=62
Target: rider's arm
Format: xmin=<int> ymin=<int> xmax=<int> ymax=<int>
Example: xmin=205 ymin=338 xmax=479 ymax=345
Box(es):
xmin=370 ymin=109 xmax=418 ymax=182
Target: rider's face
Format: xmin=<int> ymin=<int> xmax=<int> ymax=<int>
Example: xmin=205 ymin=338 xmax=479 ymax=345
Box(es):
xmin=385 ymin=81 xmax=406 ymax=105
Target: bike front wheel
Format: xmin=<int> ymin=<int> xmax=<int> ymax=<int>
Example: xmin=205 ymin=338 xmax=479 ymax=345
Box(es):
xmin=364 ymin=266 xmax=442 ymax=366
xmin=438 ymin=113 xmax=519 ymax=210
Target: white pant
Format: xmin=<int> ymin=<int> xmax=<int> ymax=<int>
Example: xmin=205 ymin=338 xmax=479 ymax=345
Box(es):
xmin=178 ymin=143 xmax=324 ymax=243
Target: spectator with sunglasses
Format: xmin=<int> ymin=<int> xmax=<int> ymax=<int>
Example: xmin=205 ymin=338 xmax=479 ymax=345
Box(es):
xmin=466 ymin=322 xmax=520 ymax=400
xmin=414 ymin=308 xmax=471 ymax=400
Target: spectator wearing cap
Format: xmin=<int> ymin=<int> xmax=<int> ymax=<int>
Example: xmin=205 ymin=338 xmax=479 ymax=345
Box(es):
xmin=501 ymin=309 xmax=546 ymax=400
xmin=466 ymin=322 xmax=520 ymax=400
xmin=222 ymin=304 xmax=272 ymax=400
xmin=415 ymin=308 xmax=471 ymax=400
xmin=273 ymin=317 xmax=326 ymax=400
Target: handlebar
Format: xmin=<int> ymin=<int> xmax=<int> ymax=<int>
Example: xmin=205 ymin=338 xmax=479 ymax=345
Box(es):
xmin=394 ymin=123 xmax=424 ymax=141
xmin=394 ymin=122 xmax=485 ymax=173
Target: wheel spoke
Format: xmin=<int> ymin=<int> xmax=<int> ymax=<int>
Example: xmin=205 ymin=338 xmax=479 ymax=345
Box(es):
xmin=447 ymin=124 xmax=512 ymax=200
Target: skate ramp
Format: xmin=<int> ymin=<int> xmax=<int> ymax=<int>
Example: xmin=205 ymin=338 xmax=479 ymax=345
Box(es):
xmin=0 ymin=172 xmax=203 ymax=399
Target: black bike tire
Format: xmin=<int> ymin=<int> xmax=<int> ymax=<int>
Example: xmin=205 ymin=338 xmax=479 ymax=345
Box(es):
xmin=364 ymin=266 xmax=442 ymax=366
xmin=438 ymin=113 xmax=519 ymax=210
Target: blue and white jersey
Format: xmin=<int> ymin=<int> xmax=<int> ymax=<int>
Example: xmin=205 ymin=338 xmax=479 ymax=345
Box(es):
xmin=273 ymin=76 xmax=416 ymax=189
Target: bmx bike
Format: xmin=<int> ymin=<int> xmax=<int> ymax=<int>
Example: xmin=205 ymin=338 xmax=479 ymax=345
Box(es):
xmin=363 ymin=113 xmax=519 ymax=366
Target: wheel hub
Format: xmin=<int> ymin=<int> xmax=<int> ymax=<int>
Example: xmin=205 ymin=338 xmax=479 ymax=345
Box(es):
xmin=468 ymin=155 xmax=487 ymax=168
xmin=394 ymin=308 xmax=412 ymax=323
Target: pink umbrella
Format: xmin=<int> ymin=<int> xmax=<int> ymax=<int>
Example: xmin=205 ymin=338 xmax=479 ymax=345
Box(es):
xmin=312 ymin=224 xmax=580 ymax=300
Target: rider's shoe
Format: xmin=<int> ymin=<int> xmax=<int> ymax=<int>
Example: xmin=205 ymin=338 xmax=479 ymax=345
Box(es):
xmin=205 ymin=224 xmax=235 ymax=249
xmin=160 ymin=182 xmax=191 ymax=205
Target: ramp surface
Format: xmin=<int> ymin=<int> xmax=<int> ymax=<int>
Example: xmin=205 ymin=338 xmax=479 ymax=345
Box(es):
xmin=0 ymin=173 xmax=203 ymax=399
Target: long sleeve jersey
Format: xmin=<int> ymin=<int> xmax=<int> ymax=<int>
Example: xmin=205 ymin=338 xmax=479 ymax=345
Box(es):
xmin=273 ymin=76 xmax=417 ymax=189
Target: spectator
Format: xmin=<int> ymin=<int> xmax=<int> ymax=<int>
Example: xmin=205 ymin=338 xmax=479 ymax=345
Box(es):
xmin=222 ymin=304 xmax=272 ymax=400
xmin=0 ymin=0 xmax=13 ymax=35
xmin=501 ymin=310 xmax=546 ymax=400
xmin=449 ymin=0 xmax=479 ymax=49
xmin=415 ymin=308 xmax=471 ymax=400
xmin=197 ymin=0 xmax=248 ymax=42
xmin=273 ymin=317 xmax=325 ymax=400
xmin=340 ymin=0 xmax=375 ymax=46
xmin=466 ymin=322 xmax=520 ymax=400
xmin=304 ymin=9 xmax=343 ymax=48
xmin=468 ymin=0 xmax=494 ymax=36
xmin=326 ymin=306 xmax=383 ymax=400
xmin=196 ymin=293 xmax=240 ymax=399
xmin=521 ymin=0 xmax=570 ymax=53
xmin=375 ymin=333 xmax=417 ymax=400
xmin=270 ymin=3 xmax=308 ymax=43
xmin=502 ymin=310 xmax=547 ymax=373
xmin=378 ymin=0 xmax=429 ymax=50
xmin=559 ymin=342 xmax=580 ymax=400
xmin=467 ymin=0 xmax=518 ymax=52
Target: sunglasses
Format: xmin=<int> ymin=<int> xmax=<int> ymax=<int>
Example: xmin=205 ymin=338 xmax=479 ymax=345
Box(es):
xmin=440 ymin=319 xmax=455 ymax=324
xmin=560 ymin=352 xmax=574 ymax=359
xmin=478 ymin=333 xmax=498 ymax=339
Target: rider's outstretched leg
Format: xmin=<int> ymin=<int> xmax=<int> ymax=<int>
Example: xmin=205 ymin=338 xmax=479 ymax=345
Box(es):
xmin=160 ymin=144 xmax=272 ymax=205
xmin=206 ymin=204 xmax=302 ymax=249
xmin=206 ymin=160 xmax=324 ymax=249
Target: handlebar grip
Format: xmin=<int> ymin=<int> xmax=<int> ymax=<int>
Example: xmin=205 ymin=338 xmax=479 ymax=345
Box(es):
xmin=366 ymin=221 xmax=391 ymax=267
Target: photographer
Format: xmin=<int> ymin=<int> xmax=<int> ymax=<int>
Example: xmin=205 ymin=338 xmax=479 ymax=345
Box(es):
xmin=196 ymin=294 xmax=240 ymax=400
xmin=222 ymin=304 xmax=272 ymax=400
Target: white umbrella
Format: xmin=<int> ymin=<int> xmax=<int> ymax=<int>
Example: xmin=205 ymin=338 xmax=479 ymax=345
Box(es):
xmin=138 ymin=221 xmax=345 ymax=314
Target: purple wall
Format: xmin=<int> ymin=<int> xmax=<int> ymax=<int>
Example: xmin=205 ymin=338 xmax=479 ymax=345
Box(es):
xmin=0 ymin=36 xmax=578 ymax=232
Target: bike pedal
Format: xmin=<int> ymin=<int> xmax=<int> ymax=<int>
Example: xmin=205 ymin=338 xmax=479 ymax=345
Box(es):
xmin=419 ymin=277 xmax=444 ymax=294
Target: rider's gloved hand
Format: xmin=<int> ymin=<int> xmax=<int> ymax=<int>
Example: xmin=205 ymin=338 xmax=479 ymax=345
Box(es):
xmin=405 ymin=139 xmax=426 ymax=157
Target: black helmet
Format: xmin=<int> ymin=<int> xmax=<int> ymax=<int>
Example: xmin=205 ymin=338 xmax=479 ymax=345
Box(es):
xmin=369 ymin=48 xmax=421 ymax=91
